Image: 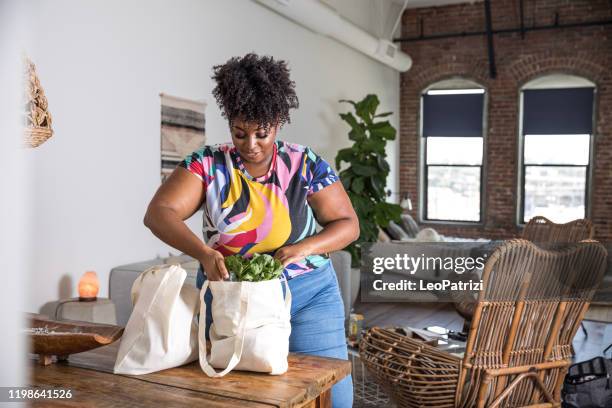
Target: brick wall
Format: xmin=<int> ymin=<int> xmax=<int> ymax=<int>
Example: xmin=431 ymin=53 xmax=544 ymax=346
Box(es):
xmin=399 ymin=0 xmax=612 ymax=240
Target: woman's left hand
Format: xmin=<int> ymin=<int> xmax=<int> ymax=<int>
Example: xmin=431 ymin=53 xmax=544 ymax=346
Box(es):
xmin=274 ymin=242 xmax=313 ymax=267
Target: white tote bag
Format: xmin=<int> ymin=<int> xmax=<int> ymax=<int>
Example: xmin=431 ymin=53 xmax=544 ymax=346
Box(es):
xmin=198 ymin=278 xmax=292 ymax=377
xmin=114 ymin=264 xmax=200 ymax=375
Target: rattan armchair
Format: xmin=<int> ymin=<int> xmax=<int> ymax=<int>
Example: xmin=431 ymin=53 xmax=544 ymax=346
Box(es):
xmin=521 ymin=216 xmax=593 ymax=243
xmin=453 ymin=217 xmax=594 ymax=327
xmin=360 ymin=239 xmax=607 ymax=407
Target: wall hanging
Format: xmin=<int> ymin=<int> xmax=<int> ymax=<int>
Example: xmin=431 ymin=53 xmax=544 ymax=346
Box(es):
xmin=23 ymin=56 xmax=53 ymax=148
xmin=160 ymin=93 xmax=206 ymax=183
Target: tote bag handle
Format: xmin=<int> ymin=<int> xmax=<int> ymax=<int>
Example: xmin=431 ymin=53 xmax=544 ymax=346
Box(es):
xmin=282 ymin=277 xmax=292 ymax=313
xmin=115 ymin=265 xmax=177 ymax=371
xmin=198 ymin=278 xmax=291 ymax=377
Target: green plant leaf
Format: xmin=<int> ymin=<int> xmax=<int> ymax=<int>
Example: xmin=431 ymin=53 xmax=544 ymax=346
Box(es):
xmin=349 ymin=128 xmax=366 ymax=142
xmin=376 ymin=155 xmax=390 ymax=173
xmin=368 ymin=176 xmax=386 ymax=199
xmin=374 ymin=111 xmax=393 ymax=118
xmin=355 ymin=95 xmax=379 ymax=124
xmin=340 ymin=172 xmax=353 ymax=190
xmin=361 ymin=137 xmax=385 ymax=155
xmin=351 ymin=177 xmax=364 ymax=194
xmin=351 ymin=163 xmax=378 ymax=176
xmin=339 ymin=113 xmax=366 ymax=142
xmin=339 ymin=99 xmax=358 ymax=109
xmin=369 ymin=121 xmax=396 ymax=140
xmin=358 ymin=217 xmax=379 ymax=243
xmin=373 ymin=201 xmax=403 ymax=227
xmin=347 ymin=192 xmax=372 ymax=217
xmin=335 ymin=147 xmax=355 ymax=169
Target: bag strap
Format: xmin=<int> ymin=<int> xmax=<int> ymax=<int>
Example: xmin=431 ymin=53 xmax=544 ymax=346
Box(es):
xmin=198 ymin=280 xmax=250 ymax=377
xmin=115 ymin=265 xmax=178 ymax=371
xmin=131 ymin=263 xmax=177 ymax=305
xmin=282 ymin=277 xmax=292 ymax=313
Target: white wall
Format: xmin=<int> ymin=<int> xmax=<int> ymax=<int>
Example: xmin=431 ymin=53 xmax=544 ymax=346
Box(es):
xmin=0 ymin=0 xmax=30 ymax=387
xmin=25 ymin=0 xmax=400 ymax=313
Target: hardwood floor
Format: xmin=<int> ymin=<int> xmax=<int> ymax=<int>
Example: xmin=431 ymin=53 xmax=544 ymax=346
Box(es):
xmin=353 ymin=299 xmax=464 ymax=333
xmin=353 ymin=299 xmax=612 ymax=362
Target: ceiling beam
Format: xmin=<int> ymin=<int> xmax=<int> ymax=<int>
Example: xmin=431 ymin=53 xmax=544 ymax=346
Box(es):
xmin=394 ymin=18 xmax=612 ymax=42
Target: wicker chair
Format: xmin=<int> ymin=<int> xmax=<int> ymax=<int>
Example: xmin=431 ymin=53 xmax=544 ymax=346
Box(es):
xmin=521 ymin=216 xmax=593 ymax=243
xmin=453 ymin=217 xmax=594 ymax=327
xmin=360 ymin=239 xmax=607 ymax=408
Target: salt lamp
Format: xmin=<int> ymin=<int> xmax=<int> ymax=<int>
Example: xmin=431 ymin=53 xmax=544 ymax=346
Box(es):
xmin=78 ymin=271 xmax=99 ymax=302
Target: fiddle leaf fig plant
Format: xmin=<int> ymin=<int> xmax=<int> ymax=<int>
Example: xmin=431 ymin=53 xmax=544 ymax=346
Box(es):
xmin=335 ymin=94 xmax=402 ymax=267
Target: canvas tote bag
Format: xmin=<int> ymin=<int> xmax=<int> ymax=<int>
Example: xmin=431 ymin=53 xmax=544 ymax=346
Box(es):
xmin=114 ymin=264 xmax=200 ymax=375
xmin=198 ymin=278 xmax=292 ymax=377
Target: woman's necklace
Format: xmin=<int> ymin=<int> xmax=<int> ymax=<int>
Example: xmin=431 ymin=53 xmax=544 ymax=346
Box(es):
xmin=243 ymin=152 xmax=274 ymax=179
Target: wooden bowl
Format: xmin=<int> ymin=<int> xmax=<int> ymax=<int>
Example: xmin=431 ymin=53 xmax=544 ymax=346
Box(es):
xmin=27 ymin=315 xmax=124 ymax=365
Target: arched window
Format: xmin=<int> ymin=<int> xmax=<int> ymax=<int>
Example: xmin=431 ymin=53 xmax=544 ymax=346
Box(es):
xmin=420 ymin=78 xmax=486 ymax=223
xmin=518 ymin=74 xmax=595 ymax=224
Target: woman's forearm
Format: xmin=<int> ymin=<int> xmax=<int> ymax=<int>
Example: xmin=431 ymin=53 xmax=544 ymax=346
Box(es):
xmin=299 ymin=217 xmax=360 ymax=256
xmin=143 ymin=206 xmax=211 ymax=261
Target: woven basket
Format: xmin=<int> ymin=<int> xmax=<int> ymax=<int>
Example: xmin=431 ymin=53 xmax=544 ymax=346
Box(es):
xmin=23 ymin=56 xmax=53 ymax=148
xmin=359 ymin=327 xmax=461 ymax=407
xmin=24 ymin=126 xmax=53 ymax=148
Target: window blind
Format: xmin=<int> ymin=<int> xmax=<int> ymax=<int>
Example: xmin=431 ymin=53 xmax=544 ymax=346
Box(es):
xmin=422 ymin=93 xmax=484 ymax=137
xmin=523 ymin=87 xmax=594 ymax=135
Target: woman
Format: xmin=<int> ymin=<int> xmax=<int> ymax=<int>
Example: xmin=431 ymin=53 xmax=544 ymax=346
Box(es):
xmin=144 ymin=53 xmax=359 ymax=407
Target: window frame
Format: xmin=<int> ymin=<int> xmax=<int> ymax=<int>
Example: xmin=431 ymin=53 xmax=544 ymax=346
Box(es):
xmin=418 ymin=80 xmax=488 ymax=225
xmin=519 ymin=162 xmax=590 ymax=224
xmin=516 ymin=76 xmax=597 ymax=226
xmin=515 ymin=73 xmax=599 ymax=228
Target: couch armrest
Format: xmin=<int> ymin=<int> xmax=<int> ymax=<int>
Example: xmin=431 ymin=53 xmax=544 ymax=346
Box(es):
xmin=329 ymin=250 xmax=354 ymax=318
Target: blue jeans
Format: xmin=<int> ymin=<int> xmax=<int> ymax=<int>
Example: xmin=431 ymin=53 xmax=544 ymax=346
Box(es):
xmin=197 ymin=260 xmax=354 ymax=408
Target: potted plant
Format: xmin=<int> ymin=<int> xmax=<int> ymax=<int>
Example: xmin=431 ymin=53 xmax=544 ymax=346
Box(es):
xmin=335 ymin=94 xmax=402 ymax=268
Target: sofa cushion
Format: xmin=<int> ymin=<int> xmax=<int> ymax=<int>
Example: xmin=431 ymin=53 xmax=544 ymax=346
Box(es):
xmin=378 ymin=228 xmax=391 ymax=242
xmin=386 ymin=221 xmax=411 ymax=241
xmin=400 ymin=213 xmax=420 ymax=238
xmin=415 ymin=227 xmax=443 ymax=242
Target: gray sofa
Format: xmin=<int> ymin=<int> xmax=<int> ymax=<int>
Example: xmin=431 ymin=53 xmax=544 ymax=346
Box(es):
xmin=109 ymin=251 xmax=356 ymax=327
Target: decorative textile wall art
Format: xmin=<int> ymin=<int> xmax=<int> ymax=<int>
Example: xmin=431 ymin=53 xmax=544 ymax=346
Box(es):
xmin=160 ymin=93 xmax=206 ymax=183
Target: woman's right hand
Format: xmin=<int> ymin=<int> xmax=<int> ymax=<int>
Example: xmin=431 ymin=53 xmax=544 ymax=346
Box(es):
xmin=199 ymin=247 xmax=229 ymax=281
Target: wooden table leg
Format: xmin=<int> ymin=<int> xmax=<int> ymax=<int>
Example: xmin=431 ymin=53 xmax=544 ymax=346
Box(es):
xmin=38 ymin=354 xmax=53 ymax=366
xmin=316 ymin=389 xmax=331 ymax=408
xmin=300 ymin=389 xmax=332 ymax=408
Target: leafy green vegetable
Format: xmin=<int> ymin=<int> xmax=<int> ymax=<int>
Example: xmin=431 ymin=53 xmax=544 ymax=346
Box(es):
xmin=224 ymin=253 xmax=284 ymax=282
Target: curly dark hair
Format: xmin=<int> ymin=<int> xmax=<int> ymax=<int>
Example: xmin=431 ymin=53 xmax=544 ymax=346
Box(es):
xmin=212 ymin=53 xmax=299 ymax=130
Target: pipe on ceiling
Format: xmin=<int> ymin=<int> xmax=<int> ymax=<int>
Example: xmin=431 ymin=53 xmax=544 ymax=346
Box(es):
xmin=254 ymin=0 xmax=413 ymax=72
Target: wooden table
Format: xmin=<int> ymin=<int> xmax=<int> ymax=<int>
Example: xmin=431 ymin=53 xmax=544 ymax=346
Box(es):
xmin=29 ymin=342 xmax=351 ymax=407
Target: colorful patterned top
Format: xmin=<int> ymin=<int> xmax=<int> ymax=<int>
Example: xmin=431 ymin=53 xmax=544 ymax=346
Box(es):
xmin=178 ymin=139 xmax=338 ymax=279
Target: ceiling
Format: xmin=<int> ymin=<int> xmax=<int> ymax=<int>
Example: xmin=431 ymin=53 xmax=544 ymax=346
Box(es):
xmin=320 ymin=0 xmax=482 ymax=39
xmin=396 ymin=0 xmax=481 ymax=8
